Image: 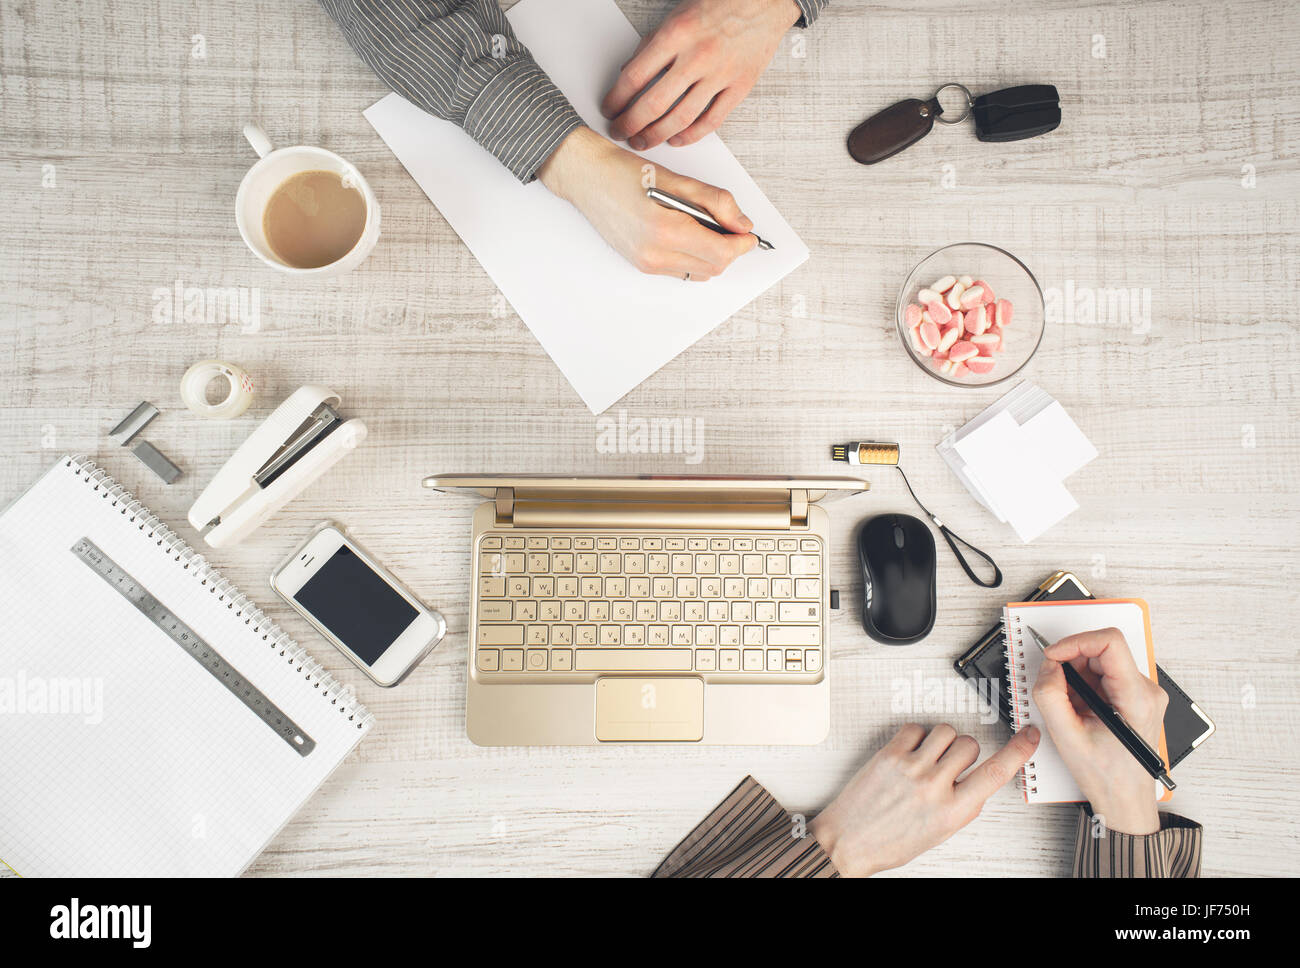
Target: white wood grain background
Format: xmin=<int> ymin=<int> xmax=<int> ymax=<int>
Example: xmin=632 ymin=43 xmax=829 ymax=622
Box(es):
xmin=1 ymin=0 xmax=1297 ymax=876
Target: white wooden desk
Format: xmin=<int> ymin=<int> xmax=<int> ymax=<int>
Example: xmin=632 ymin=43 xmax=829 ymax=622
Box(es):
xmin=2 ymin=0 xmax=1297 ymax=876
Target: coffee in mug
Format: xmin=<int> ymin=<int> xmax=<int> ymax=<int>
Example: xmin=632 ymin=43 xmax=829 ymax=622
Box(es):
xmin=262 ymin=170 xmax=368 ymax=269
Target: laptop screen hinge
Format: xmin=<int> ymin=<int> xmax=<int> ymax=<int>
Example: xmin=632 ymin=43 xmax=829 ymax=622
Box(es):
xmin=495 ymin=487 xmax=515 ymax=525
xmin=790 ymin=489 xmax=809 ymax=527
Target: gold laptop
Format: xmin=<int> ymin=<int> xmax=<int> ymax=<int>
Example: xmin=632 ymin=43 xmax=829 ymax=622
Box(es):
xmin=425 ymin=475 xmax=870 ymax=745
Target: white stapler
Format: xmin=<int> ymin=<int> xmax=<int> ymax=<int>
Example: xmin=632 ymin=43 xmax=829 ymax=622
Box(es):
xmin=189 ymin=386 xmax=367 ymax=548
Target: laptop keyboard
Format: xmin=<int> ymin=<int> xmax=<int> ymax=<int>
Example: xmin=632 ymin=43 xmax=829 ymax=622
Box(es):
xmin=473 ymin=531 xmax=825 ymax=679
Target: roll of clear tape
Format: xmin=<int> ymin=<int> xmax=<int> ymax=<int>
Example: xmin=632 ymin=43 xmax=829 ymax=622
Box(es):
xmin=180 ymin=360 xmax=256 ymax=420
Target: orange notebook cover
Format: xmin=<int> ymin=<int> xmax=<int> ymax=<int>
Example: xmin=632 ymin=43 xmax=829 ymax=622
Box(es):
xmin=1004 ymin=598 xmax=1172 ymax=804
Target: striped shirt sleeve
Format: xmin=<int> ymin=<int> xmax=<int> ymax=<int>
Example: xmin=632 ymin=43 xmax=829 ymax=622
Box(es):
xmin=792 ymin=0 xmax=829 ymax=27
xmin=653 ymin=776 xmax=838 ymax=878
xmin=1072 ymin=805 xmax=1203 ymax=877
xmin=319 ymin=0 xmax=584 ymax=182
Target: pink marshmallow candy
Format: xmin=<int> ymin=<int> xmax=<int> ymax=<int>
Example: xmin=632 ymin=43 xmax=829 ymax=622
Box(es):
xmin=924 ymin=300 xmax=952 ymax=326
xmin=958 ymin=286 xmax=985 ymax=310
xmin=904 ymin=303 xmax=923 ymax=328
xmin=949 ymin=340 xmax=979 ymax=363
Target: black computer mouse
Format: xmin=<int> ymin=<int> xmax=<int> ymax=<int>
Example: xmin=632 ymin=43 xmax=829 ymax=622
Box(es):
xmin=857 ymin=513 xmax=936 ymax=644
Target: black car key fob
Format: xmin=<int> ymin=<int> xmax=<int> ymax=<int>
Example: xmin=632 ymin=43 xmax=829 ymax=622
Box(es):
xmin=971 ymin=84 xmax=1061 ymax=142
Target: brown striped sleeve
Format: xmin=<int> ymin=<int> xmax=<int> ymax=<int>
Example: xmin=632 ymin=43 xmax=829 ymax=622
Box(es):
xmin=653 ymin=776 xmax=838 ymax=878
xmin=1072 ymin=804 xmax=1203 ymax=877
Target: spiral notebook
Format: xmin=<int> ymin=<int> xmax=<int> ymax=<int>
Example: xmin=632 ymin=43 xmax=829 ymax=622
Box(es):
xmin=1004 ymin=598 xmax=1172 ymax=804
xmin=0 ymin=457 xmax=374 ymax=876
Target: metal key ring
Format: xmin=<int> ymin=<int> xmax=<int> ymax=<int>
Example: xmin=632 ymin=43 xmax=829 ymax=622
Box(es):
xmin=932 ymin=83 xmax=973 ymax=125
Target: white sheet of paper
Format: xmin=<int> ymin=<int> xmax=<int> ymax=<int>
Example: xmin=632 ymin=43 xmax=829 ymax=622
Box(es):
xmin=954 ymin=411 xmax=1079 ymax=542
xmin=1018 ymin=400 xmax=1098 ymax=480
xmin=363 ymin=0 xmax=809 ymax=413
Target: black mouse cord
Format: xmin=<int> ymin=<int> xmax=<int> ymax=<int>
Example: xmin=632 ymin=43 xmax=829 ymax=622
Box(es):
xmin=895 ymin=465 xmax=1003 ymax=588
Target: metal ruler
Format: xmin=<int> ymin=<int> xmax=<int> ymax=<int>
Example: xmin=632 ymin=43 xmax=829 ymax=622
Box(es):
xmin=73 ymin=537 xmax=316 ymax=757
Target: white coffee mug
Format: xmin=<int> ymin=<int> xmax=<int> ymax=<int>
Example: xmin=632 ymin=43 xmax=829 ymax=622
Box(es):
xmin=235 ymin=124 xmax=381 ymax=277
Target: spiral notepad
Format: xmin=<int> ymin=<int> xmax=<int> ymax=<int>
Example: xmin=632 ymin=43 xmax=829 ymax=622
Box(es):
xmin=0 ymin=456 xmax=374 ymax=876
xmin=1004 ymin=598 xmax=1170 ymax=804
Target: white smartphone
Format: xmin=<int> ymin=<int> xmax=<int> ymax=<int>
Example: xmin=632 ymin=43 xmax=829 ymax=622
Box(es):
xmin=271 ymin=522 xmax=445 ymax=687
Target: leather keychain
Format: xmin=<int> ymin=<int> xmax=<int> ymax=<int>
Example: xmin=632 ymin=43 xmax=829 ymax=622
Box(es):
xmin=847 ymin=83 xmax=1060 ymax=165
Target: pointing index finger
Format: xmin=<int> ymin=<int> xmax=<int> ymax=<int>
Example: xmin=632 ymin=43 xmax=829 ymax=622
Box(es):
xmin=956 ymin=726 xmax=1040 ymax=807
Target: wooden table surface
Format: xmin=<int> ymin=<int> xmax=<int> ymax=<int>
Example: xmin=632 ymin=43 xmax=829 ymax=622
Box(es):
xmin=2 ymin=0 xmax=1297 ymax=876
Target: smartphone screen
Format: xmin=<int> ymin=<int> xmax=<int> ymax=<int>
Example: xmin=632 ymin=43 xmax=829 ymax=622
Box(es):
xmin=292 ymin=545 xmax=418 ymax=665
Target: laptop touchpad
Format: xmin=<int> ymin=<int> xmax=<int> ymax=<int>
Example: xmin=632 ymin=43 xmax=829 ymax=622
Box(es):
xmin=595 ymin=678 xmax=704 ymax=741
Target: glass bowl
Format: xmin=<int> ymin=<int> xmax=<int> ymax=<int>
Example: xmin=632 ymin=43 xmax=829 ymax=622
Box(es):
xmin=895 ymin=242 xmax=1044 ymax=388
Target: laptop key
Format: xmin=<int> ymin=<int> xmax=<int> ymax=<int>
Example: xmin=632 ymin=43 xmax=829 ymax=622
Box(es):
xmin=479 ymin=625 xmax=524 ymax=646
xmin=575 ymin=649 xmax=692 ymax=671
xmin=790 ymin=555 xmax=820 ymax=575
xmin=767 ymin=626 xmax=821 ymax=647
xmin=477 ymin=649 xmax=500 ymax=672
xmin=780 ymin=602 xmax=820 ymax=623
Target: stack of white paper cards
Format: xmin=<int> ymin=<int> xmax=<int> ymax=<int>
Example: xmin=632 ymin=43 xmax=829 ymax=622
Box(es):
xmin=936 ymin=383 xmax=1098 ymax=542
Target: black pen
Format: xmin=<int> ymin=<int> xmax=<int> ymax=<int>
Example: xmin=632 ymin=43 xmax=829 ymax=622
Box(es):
xmin=1028 ymin=625 xmax=1175 ymax=791
xmin=645 ymin=188 xmax=774 ymax=250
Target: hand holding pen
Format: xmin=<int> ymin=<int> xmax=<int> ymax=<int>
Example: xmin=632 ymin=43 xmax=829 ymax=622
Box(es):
xmin=1030 ymin=627 xmax=1172 ymax=836
xmin=537 ymin=128 xmax=760 ymax=282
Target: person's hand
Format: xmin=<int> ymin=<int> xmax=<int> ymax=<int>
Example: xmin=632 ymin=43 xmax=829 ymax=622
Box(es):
xmin=1032 ymin=628 xmax=1169 ymax=835
xmin=537 ymin=126 xmax=756 ymax=279
xmin=808 ymin=723 xmax=1040 ymax=876
xmin=600 ymin=0 xmax=803 ymax=149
